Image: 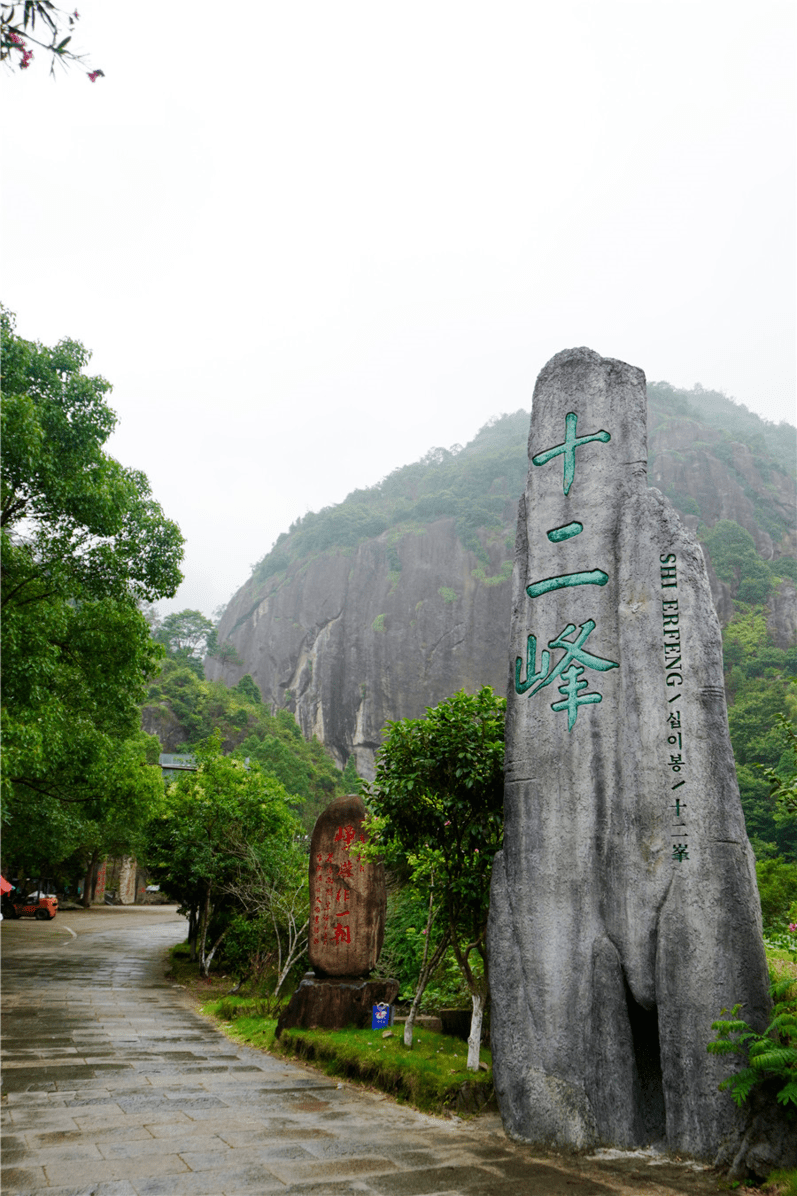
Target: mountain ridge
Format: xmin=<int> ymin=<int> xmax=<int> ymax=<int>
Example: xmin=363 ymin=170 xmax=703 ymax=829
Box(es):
xmin=206 ymin=380 xmax=796 ymax=778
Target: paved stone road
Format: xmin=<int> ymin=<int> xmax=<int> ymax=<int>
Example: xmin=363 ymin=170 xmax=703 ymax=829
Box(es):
xmin=1 ymin=907 xmax=723 ymax=1196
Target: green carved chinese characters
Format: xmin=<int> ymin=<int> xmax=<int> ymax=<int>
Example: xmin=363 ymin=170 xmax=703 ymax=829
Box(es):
xmin=515 ymin=620 xmax=619 ymax=730
xmin=531 ymin=411 xmax=610 ymax=496
xmin=518 ymin=413 xmax=617 ymax=730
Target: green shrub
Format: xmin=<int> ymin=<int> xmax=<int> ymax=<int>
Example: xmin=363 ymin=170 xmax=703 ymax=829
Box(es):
xmin=708 ymin=975 xmax=797 ymax=1114
xmin=757 ymin=859 xmax=797 ymax=930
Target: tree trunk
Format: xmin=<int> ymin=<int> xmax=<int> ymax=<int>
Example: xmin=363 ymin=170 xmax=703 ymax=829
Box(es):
xmin=404 ymin=930 xmax=450 ymax=1048
xmin=200 ymin=928 xmax=228 ymax=978
xmin=271 ymin=911 xmax=308 ymax=1003
xmin=82 ymin=850 xmax=98 ymax=909
xmin=188 ymin=906 xmax=198 ymax=962
xmin=466 ymin=990 xmax=485 ymax=1071
xmin=198 ymin=888 xmax=212 ymax=976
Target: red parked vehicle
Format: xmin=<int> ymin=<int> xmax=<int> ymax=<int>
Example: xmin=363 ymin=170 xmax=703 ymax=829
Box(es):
xmin=1 ymin=877 xmax=58 ymax=921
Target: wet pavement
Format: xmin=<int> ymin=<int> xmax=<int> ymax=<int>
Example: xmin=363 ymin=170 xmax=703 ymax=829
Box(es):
xmin=1 ymin=907 xmax=724 ymax=1196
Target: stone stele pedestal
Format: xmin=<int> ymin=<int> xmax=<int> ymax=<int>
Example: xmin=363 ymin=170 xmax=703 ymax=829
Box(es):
xmin=487 ymin=348 xmax=770 ymax=1162
xmin=276 ymin=794 xmax=396 ymax=1037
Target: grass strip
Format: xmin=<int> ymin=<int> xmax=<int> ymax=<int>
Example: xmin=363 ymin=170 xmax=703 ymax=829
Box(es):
xmin=202 ymin=995 xmax=493 ymax=1115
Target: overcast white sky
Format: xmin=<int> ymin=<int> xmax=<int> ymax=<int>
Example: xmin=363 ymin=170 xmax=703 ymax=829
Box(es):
xmin=3 ymin=1 xmax=795 ymax=619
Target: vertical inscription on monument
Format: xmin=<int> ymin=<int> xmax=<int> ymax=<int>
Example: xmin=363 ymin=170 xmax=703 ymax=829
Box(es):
xmin=515 ymin=412 xmax=618 ymax=729
xmin=308 ymin=793 xmax=386 ymax=977
xmin=660 ymin=553 xmax=689 ymax=862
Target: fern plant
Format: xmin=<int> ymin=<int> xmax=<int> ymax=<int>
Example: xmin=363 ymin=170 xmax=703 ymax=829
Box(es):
xmin=708 ymin=977 xmax=797 ymax=1110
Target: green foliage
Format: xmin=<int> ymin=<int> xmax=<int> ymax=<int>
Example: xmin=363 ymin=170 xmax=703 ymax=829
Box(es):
xmin=152 ymin=608 xmax=242 ymax=672
xmin=368 ymin=687 xmax=505 ymax=1024
xmin=771 ymin=558 xmax=797 ymax=585
xmin=762 ymin=699 xmax=797 ymax=825
xmin=370 ymin=687 xmax=505 ymax=863
xmin=155 ymin=609 xmax=214 ymax=659
xmin=146 ymin=733 xmax=302 ymax=974
xmin=648 ymin=382 xmax=795 ymax=546
xmin=234 ymin=674 xmax=262 ymax=705
xmin=647 ymin=381 xmax=796 ymax=478
xmin=1 ymin=308 xmax=183 ymax=870
xmin=341 ymin=754 xmax=363 ymax=794
xmin=762 ymin=1171 xmax=797 ymax=1196
xmin=438 ymin=586 xmax=458 ymax=604
xmin=148 ymin=734 xmax=298 ymax=905
xmin=143 ymin=658 xmax=348 ymax=830
xmin=471 ymin=560 xmax=513 ymax=587
xmin=250 ymin=411 xmax=529 ymax=581
xmin=664 ymin=486 xmax=701 ymax=518
xmin=721 ymin=611 xmax=797 ymax=865
xmin=1 ymin=309 xmax=183 ymax=607
xmin=707 ymin=976 xmax=797 ymax=1113
xmin=726 ymin=672 xmax=797 ymax=863
xmin=377 ymin=886 xmax=449 ymax=1002
xmin=703 ymin=522 xmax=774 ymax=604
xmin=217 ymin=913 xmax=307 ymax=1006
xmin=756 ymin=860 xmax=797 ymax=932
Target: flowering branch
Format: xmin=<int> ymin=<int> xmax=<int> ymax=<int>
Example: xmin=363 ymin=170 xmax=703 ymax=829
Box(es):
xmin=1 ymin=3 xmax=103 ymax=79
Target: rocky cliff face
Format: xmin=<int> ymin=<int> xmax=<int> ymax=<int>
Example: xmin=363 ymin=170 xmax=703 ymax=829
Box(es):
xmin=208 ymin=518 xmax=515 ymax=776
xmin=207 ymin=396 xmax=796 ymax=778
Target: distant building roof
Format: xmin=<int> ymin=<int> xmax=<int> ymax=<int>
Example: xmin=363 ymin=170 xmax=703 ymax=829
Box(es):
xmin=159 ymin=753 xmax=197 ymax=778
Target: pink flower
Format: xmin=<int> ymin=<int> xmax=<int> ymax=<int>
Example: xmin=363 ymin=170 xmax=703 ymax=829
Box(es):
xmin=789 ymin=923 xmax=797 ymax=932
xmin=73 ymin=9 xmax=80 ymax=17
xmin=444 ymin=820 xmax=451 ymax=827
xmin=474 ymin=848 xmax=479 ymax=854
xmin=9 ymin=31 xmax=23 ymax=45
xmin=20 ymin=48 xmax=33 ymax=68
xmin=88 ymin=70 xmax=101 ymax=82
xmin=421 ymin=929 xmax=428 ymax=936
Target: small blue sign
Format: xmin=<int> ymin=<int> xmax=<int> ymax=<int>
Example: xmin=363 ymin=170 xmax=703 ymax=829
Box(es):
xmin=371 ymin=1003 xmax=393 ymax=1029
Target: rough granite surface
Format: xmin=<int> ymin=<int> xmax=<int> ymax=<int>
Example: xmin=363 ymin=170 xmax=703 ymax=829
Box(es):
xmin=487 ymin=348 xmax=771 ymax=1162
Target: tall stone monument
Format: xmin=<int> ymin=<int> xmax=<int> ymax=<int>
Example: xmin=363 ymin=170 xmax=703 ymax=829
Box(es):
xmin=276 ymin=794 xmax=397 ymax=1035
xmin=487 ymin=348 xmax=771 ymax=1161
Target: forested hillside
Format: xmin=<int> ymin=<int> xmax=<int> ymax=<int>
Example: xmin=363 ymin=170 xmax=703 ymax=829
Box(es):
xmin=236 ymin=383 xmax=795 ymax=603
xmin=142 ymin=662 xmax=355 ymax=834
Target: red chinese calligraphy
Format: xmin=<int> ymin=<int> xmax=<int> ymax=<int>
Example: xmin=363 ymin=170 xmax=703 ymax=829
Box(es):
xmin=334 ymin=824 xmax=357 ymax=848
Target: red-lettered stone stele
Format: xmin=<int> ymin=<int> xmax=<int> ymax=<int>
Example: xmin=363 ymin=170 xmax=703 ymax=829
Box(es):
xmin=308 ymin=794 xmax=386 ymax=977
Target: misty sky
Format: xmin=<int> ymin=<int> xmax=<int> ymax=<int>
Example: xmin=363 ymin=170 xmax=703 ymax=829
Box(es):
xmin=3 ymin=1 xmax=795 ymax=620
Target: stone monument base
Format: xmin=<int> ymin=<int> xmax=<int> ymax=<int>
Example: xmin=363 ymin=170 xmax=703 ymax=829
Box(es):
xmin=275 ymin=973 xmax=398 ymax=1038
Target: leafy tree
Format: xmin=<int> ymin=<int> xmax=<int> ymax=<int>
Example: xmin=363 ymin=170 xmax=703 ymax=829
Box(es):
xmin=367 ymin=686 xmax=505 ymax=1070
xmin=726 ymin=675 xmax=797 ymax=864
xmin=155 ymin=609 xmax=215 ymax=659
xmin=702 ymin=522 xmax=774 ymax=605
xmin=341 ymin=753 xmax=363 ymax=794
xmin=1 ymin=2 xmax=103 ymax=79
xmin=1 ymin=309 xmax=183 ymax=606
xmin=763 ymin=692 xmax=797 ymax=826
xmin=151 ymin=609 xmax=242 ymax=677
xmin=756 ymin=858 xmax=797 ymax=931
xmin=234 ymin=674 xmax=262 ymax=706
xmin=218 ymin=833 xmax=310 ymax=1003
xmin=146 ymin=733 xmax=302 ymax=976
xmin=143 ymin=658 xmax=348 ymax=830
xmin=1 ymin=308 xmax=183 ymax=869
